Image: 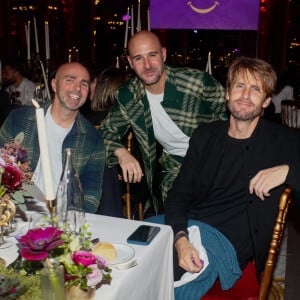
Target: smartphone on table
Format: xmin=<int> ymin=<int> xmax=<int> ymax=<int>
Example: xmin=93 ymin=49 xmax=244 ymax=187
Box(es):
xmin=127 ymin=225 xmax=160 ymax=245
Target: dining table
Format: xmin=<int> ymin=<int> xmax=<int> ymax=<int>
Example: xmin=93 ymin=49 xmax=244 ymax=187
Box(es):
xmin=0 ymin=198 xmax=175 ymax=300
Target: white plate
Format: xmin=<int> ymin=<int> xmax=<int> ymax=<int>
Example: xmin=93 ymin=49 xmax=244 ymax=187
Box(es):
xmin=109 ymin=243 xmax=135 ymax=266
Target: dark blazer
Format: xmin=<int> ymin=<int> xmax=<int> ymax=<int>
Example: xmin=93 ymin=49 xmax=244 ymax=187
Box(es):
xmin=165 ymin=119 xmax=300 ymax=277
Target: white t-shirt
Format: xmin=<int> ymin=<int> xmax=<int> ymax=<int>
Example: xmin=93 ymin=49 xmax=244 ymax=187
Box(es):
xmin=6 ymin=77 xmax=36 ymax=106
xmin=146 ymin=89 xmax=190 ymax=157
xmin=32 ymin=106 xmax=72 ymax=196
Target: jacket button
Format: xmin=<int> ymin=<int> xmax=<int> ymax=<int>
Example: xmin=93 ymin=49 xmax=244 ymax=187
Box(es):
xmin=248 ymin=174 xmax=252 ymax=178
xmin=254 ymin=229 xmax=258 ymax=234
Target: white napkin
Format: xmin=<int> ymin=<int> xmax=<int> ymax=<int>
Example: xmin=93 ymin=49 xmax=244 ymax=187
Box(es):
xmin=174 ymin=225 xmax=209 ymax=287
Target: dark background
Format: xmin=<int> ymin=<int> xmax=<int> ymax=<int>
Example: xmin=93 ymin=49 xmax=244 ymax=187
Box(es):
xmin=0 ymin=0 xmax=300 ymax=92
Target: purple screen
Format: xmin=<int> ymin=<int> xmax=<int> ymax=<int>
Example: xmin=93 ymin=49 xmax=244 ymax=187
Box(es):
xmin=150 ymin=0 xmax=260 ymax=30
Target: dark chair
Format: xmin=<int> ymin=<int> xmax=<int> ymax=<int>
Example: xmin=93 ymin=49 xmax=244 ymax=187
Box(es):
xmin=281 ymin=100 xmax=300 ymax=128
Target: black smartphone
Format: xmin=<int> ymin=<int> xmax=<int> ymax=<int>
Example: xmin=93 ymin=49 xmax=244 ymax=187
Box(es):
xmin=127 ymin=225 xmax=161 ymax=245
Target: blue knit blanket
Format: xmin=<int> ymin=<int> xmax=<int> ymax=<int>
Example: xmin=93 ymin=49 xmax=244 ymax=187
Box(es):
xmin=146 ymin=215 xmax=242 ymax=300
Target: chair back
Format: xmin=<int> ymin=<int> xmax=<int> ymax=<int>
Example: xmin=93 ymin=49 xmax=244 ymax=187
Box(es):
xmin=258 ymin=186 xmax=293 ymax=300
xmin=281 ymin=100 xmax=300 ymax=128
xmin=121 ymin=131 xmax=144 ymax=220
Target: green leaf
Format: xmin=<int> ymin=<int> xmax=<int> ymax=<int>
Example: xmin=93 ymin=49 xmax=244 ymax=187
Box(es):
xmin=17 ymin=203 xmax=27 ymax=213
xmin=12 ymin=191 xmax=25 ymax=204
xmin=69 ymin=236 xmax=81 ymax=252
xmin=14 ymin=132 xmax=24 ymax=146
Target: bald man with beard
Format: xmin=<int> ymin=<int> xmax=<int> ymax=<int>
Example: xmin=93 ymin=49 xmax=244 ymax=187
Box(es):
xmin=102 ymin=30 xmax=228 ymax=212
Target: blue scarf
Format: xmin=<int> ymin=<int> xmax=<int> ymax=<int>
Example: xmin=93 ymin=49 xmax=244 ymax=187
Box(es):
xmin=146 ymin=216 xmax=242 ymax=300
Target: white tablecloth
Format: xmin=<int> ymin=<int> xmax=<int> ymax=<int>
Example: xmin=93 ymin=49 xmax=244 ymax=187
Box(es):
xmin=88 ymin=214 xmax=174 ymax=300
xmin=0 ymin=208 xmax=174 ymax=300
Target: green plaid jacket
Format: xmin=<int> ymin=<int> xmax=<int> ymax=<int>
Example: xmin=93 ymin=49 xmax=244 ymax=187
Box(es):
xmin=0 ymin=105 xmax=105 ymax=213
xmin=102 ymin=65 xmax=228 ymax=211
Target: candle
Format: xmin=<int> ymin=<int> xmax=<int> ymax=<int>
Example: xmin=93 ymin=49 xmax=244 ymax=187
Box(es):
xmin=137 ymin=0 xmax=141 ymax=32
xmin=32 ymin=99 xmax=55 ymax=201
xmin=124 ymin=7 xmax=129 ymax=49
xmin=116 ymin=56 xmax=120 ymax=69
xmin=25 ymin=22 xmax=31 ymax=60
xmin=45 ymin=21 xmax=50 ymax=60
xmin=205 ymin=52 xmax=212 ymax=75
xmin=28 ymin=22 xmax=31 ymax=60
xmin=33 ymin=16 xmax=39 ymax=54
xmin=40 ymin=61 xmax=51 ymax=101
xmin=131 ymin=5 xmax=134 ymax=36
xmin=68 ymin=49 xmax=72 ymax=62
xmin=75 ymin=48 xmax=79 ymax=61
xmin=147 ymin=7 xmax=151 ymax=31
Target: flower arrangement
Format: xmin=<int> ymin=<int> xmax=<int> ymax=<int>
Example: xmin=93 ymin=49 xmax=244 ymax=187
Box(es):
xmin=13 ymin=223 xmax=112 ymax=296
xmin=0 ymin=132 xmax=34 ymax=213
xmin=61 ymin=250 xmax=111 ymax=290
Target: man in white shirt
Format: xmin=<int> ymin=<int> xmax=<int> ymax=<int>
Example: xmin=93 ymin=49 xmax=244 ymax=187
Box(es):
xmin=2 ymin=61 xmax=36 ymax=106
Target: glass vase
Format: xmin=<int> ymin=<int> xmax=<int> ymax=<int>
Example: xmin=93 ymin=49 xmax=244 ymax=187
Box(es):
xmin=40 ymin=258 xmax=64 ymax=300
xmin=56 ymin=148 xmax=85 ymax=234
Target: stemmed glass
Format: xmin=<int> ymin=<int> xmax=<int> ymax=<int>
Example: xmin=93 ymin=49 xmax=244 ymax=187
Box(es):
xmin=0 ymin=198 xmax=16 ymax=249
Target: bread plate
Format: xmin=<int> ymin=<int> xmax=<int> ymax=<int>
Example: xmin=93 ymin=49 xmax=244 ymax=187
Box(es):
xmin=109 ymin=243 xmax=135 ymax=266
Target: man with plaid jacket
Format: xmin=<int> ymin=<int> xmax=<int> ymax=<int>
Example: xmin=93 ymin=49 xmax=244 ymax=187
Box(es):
xmin=102 ymin=31 xmax=227 ymax=212
xmin=0 ymin=62 xmax=104 ymax=213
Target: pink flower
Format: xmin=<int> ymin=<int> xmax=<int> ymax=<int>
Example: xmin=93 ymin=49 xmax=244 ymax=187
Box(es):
xmin=16 ymin=227 xmax=64 ymax=261
xmin=2 ymin=165 xmax=22 ymax=190
xmin=72 ymin=251 xmax=97 ymax=267
xmin=86 ymin=264 xmax=102 ymax=287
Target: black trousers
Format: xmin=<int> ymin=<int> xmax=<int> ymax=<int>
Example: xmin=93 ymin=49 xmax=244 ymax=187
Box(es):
xmin=97 ymin=166 xmax=124 ymax=218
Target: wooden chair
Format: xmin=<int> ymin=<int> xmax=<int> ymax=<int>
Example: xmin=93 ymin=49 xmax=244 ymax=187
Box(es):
xmin=258 ymin=186 xmax=292 ymax=300
xmin=281 ymin=100 xmax=300 ymax=128
xmin=202 ymin=186 xmax=293 ymax=300
xmin=121 ymin=131 xmax=144 ymax=220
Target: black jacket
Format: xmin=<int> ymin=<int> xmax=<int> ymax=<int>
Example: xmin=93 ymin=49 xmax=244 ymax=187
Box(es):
xmin=165 ymin=119 xmax=300 ymax=277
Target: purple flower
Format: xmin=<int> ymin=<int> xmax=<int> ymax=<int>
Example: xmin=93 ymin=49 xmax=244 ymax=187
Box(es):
xmin=2 ymin=165 xmax=22 ymax=190
xmin=16 ymin=227 xmax=64 ymax=261
xmin=16 ymin=148 xmax=28 ymax=163
xmin=86 ymin=264 xmax=102 ymax=287
xmin=72 ymin=251 xmax=97 ymax=267
xmin=95 ymin=254 xmax=108 ymax=268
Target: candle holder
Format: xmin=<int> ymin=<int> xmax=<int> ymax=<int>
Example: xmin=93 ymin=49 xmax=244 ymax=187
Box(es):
xmin=46 ymin=199 xmax=57 ymax=225
xmin=0 ymin=197 xmax=16 ymax=249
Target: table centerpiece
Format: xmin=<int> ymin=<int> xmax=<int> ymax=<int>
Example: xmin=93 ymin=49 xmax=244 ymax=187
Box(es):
xmin=10 ymin=222 xmax=112 ymax=299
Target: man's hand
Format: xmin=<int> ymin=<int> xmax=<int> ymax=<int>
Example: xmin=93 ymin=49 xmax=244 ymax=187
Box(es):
xmin=114 ymin=148 xmax=144 ymax=183
xmin=249 ymin=165 xmax=289 ymax=200
xmin=175 ymin=236 xmax=204 ymax=273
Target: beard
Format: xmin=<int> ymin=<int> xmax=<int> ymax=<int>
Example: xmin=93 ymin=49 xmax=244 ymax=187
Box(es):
xmin=227 ymin=101 xmax=264 ymax=121
xmin=58 ymin=94 xmax=84 ymax=111
xmin=139 ymin=65 xmax=164 ymax=86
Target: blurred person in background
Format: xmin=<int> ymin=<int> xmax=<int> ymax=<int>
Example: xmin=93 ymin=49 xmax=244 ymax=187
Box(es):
xmin=2 ymin=60 xmax=35 ymax=106
xmin=272 ymin=67 xmax=297 ymax=114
